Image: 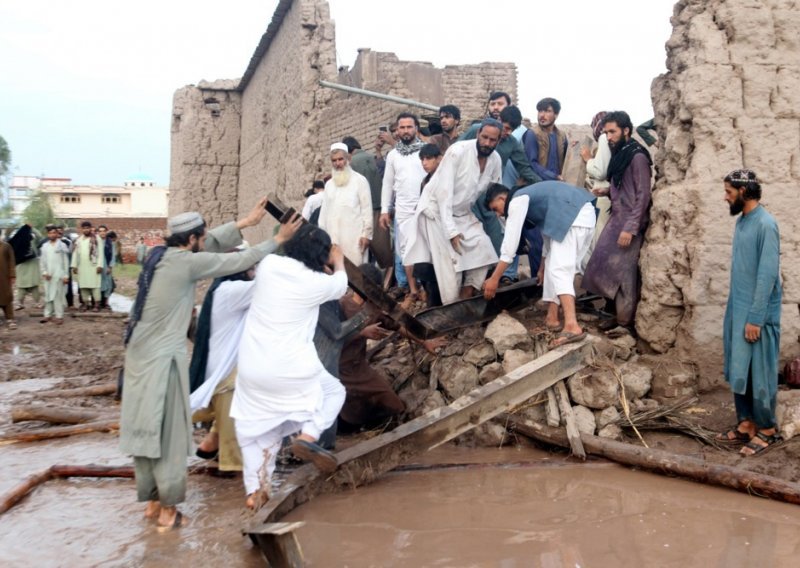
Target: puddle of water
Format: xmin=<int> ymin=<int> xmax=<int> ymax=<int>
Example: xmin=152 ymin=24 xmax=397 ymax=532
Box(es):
xmin=1 ymin=437 xmax=799 ymax=567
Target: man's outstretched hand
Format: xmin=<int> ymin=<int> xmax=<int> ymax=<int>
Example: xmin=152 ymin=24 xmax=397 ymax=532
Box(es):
xmin=237 ymin=197 xmax=269 ymax=230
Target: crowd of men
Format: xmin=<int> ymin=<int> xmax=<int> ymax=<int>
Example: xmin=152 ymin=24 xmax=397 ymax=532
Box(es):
xmin=0 ymin=221 xmax=130 ymax=328
xmin=8 ymin=91 xmax=772 ymax=533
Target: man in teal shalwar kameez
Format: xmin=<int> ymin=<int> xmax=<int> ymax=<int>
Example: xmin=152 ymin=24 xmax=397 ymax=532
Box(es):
xmin=119 ymin=199 xmax=300 ymax=531
xmin=720 ymin=169 xmax=782 ymax=456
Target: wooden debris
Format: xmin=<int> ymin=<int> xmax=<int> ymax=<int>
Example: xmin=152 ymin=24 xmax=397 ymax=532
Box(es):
xmin=28 ymin=310 xmax=127 ymax=319
xmin=554 ymin=379 xmax=586 ymax=459
xmin=36 ymin=383 xmax=117 ymax=398
xmin=11 ymin=405 xmax=114 ymax=425
xmin=244 ymin=338 xmax=592 ymax=539
xmin=248 ymin=522 xmax=306 ymax=568
xmin=545 ymin=388 xmax=560 ymax=427
xmin=504 ymin=414 xmax=800 ymax=506
xmin=0 ymin=419 xmax=119 ymax=445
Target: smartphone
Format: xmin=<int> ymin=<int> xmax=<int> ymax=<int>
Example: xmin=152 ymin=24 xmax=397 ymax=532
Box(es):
xmin=379 ymin=126 xmax=388 ymax=132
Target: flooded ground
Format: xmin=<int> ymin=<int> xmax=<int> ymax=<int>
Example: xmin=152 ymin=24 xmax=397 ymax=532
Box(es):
xmin=2 ymin=434 xmax=800 ymax=567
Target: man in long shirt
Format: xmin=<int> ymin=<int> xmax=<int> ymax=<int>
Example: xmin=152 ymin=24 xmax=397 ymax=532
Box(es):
xmin=379 ymin=112 xmax=427 ymax=302
xmin=582 ymin=111 xmax=652 ymax=333
xmin=119 ymin=199 xmax=300 ymax=530
xmin=428 ymin=104 xmax=461 ymax=154
xmin=483 ymin=181 xmax=595 ymax=347
xmin=71 ymin=221 xmax=104 ymax=312
xmin=344 ymin=136 xmax=392 ymax=269
xmin=405 ymin=121 xmax=502 ymax=303
xmin=525 ymin=98 xmax=568 ymax=182
xmin=319 ymin=142 xmax=373 ymax=265
xmin=39 ymin=224 xmax=70 ymax=324
xmin=718 ymin=169 xmax=782 ymax=456
xmin=97 ymin=225 xmax=115 ymax=310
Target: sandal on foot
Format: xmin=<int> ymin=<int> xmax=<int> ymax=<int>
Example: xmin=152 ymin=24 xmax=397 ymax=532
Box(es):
xmin=156 ymin=511 xmax=187 ymax=532
xmin=741 ymin=431 xmax=782 ymax=456
xmin=195 ymin=447 xmax=219 ymax=460
xmin=291 ymin=438 xmax=338 ymax=473
xmin=715 ymin=426 xmax=751 ymax=443
xmin=548 ymin=330 xmax=587 ymax=349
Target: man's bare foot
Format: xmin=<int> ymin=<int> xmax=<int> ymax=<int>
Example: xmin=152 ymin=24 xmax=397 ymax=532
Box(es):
xmin=196 ymin=431 xmax=219 ymax=459
xmin=156 ymin=506 xmax=187 ymax=532
xmin=245 ymin=490 xmax=269 ymax=510
xmin=144 ymin=500 xmax=160 ymax=519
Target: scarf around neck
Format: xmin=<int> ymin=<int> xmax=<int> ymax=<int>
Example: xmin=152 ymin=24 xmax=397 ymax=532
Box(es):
xmin=124 ymin=245 xmax=167 ymax=345
xmin=395 ymin=137 xmax=425 ymax=156
xmin=607 ymin=138 xmax=652 ymax=187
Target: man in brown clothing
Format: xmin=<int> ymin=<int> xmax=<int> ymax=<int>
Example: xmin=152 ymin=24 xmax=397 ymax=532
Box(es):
xmin=0 ymin=239 xmax=16 ymax=329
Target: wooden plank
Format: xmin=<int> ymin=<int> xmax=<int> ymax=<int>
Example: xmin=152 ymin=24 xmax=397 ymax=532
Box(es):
xmin=545 ymin=388 xmax=560 ymax=427
xmin=504 ymin=414 xmax=800 ymax=506
xmin=244 ymin=337 xmax=593 ymax=534
xmin=554 ymin=379 xmax=586 ymax=459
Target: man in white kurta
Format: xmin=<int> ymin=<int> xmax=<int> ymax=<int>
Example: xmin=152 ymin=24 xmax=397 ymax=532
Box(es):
xmin=318 ymin=143 xmax=373 ymax=264
xmin=405 ymin=124 xmax=502 ymax=303
xmin=232 ymin=232 xmax=348 ymax=508
xmin=379 ymin=113 xmax=427 ymax=299
xmin=39 ymin=225 xmax=70 ymax=322
xmin=71 ymin=221 xmax=104 ymax=309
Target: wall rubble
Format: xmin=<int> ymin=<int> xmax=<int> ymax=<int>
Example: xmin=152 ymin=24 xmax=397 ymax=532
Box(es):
xmin=638 ymin=0 xmax=800 ymax=385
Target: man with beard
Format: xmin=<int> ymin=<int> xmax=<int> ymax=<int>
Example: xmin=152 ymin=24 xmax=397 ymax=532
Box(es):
xmin=97 ymin=224 xmax=115 ymax=310
xmin=459 ymin=92 xmax=540 ymax=186
xmin=405 ymin=120 xmax=502 ymax=303
xmin=343 ymin=136 xmax=392 ymax=269
xmin=524 ymin=98 xmax=568 ymax=182
xmin=380 ymin=113 xmax=427 ymax=303
xmin=482 ymin=181 xmax=595 ymax=347
xmin=119 ymin=200 xmax=300 ymax=531
xmin=582 ymin=111 xmax=652 ymax=334
xmin=717 ymin=169 xmax=782 ymax=456
xmin=428 ymin=104 xmax=461 ymax=154
xmin=319 ymin=142 xmax=373 ymax=265
xmin=71 ymin=221 xmax=105 ymax=312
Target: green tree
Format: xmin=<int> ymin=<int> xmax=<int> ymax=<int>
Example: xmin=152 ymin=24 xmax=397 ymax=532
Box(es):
xmin=0 ymin=136 xmax=9 ymax=178
xmin=22 ymin=190 xmax=56 ymax=232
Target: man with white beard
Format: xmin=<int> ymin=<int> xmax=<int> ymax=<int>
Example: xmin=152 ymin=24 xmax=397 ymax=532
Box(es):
xmin=318 ymin=142 xmax=373 ymax=265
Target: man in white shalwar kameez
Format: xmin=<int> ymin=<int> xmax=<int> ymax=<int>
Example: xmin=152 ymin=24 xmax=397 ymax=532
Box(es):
xmin=39 ymin=224 xmax=70 ymax=323
xmin=379 ymin=113 xmax=427 ymax=301
xmin=405 ymin=121 xmax=502 ymax=303
xmin=318 ymin=142 xmax=373 ymax=265
xmin=232 ymin=225 xmax=348 ymax=509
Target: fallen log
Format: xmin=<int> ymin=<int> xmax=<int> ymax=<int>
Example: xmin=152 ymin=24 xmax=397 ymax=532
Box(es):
xmin=36 ymin=384 xmax=117 ymax=398
xmin=0 ymin=419 xmax=119 ymax=445
xmin=11 ymin=405 xmax=114 ymax=425
xmin=503 ymin=414 xmax=800 ymax=506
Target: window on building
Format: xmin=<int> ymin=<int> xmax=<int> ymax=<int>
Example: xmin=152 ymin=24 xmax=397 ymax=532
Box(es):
xmin=60 ymin=194 xmax=81 ymax=203
xmin=102 ymin=194 xmax=121 ymax=204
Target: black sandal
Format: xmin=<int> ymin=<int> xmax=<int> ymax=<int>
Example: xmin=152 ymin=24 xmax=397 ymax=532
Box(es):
xmin=715 ymin=426 xmax=751 ymax=444
xmin=741 ymin=431 xmax=782 ymax=456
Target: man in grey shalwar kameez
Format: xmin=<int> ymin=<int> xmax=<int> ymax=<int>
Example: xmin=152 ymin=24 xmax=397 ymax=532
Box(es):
xmin=119 ymin=199 xmax=300 ymax=530
xmin=718 ymin=169 xmax=782 ymax=456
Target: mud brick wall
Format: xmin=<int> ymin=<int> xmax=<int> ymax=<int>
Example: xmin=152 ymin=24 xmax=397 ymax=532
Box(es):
xmin=637 ymin=0 xmax=800 ymax=386
xmin=80 ymin=217 xmax=167 ymax=257
xmin=170 ymin=80 xmax=242 ymax=228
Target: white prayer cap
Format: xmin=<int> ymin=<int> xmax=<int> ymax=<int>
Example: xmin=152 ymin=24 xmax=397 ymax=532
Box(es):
xmin=168 ymin=211 xmax=204 ymax=234
xmin=330 ymin=142 xmax=349 ymax=154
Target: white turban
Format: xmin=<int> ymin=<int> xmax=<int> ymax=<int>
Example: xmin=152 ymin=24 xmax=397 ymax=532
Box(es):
xmin=330 ymin=142 xmax=349 ymax=154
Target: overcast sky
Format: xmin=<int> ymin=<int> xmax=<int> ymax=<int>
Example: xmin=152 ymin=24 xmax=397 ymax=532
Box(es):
xmin=0 ymin=0 xmax=675 ymax=186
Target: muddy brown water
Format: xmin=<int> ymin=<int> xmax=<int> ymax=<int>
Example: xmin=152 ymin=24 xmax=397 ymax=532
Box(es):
xmin=2 ymin=432 xmax=800 ymax=568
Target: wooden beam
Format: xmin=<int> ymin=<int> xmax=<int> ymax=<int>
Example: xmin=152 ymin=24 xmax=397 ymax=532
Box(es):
xmin=544 ymin=388 xmax=560 ymax=427
xmin=244 ymin=337 xmax=593 ymax=534
xmin=554 ymin=380 xmax=586 ymax=459
xmin=504 ymin=414 xmax=800 ymax=506
xmin=249 ymin=522 xmax=306 ymax=568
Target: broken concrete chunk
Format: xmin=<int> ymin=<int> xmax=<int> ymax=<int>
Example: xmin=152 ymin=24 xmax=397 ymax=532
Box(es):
xmin=777 ymin=390 xmax=800 ymax=440
xmin=572 ymin=405 xmax=596 ymax=435
xmin=463 ymin=341 xmax=497 ymax=367
xmin=620 ymin=362 xmax=653 ymax=399
xmin=567 ymin=370 xmax=620 ymax=410
xmin=595 ymin=406 xmax=621 ymax=429
xmin=502 ymin=349 xmax=536 ymax=374
xmin=478 ymin=362 xmax=504 ymax=385
xmin=430 ymin=356 xmax=479 ymax=400
xmin=484 ymin=312 xmax=533 ymax=355
xmin=598 ymin=424 xmax=623 ymax=440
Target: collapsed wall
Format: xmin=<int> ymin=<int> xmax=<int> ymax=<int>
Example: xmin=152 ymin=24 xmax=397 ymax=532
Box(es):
xmin=170 ymin=0 xmax=517 ymax=243
xmin=638 ymin=0 xmax=800 ymax=385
